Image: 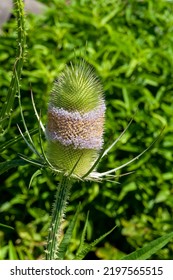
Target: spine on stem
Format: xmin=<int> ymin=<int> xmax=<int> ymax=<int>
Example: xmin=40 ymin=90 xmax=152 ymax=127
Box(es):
xmin=0 ymin=0 xmax=26 ymax=134
xmin=45 ymin=176 xmax=71 ymax=260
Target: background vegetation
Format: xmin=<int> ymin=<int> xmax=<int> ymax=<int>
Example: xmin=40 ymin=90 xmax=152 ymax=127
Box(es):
xmin=0 ymin=0 xmax=173 ymax=259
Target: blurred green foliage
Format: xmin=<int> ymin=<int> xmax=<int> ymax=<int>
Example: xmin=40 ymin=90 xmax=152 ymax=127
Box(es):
xmin=0 ymin=0 xmax=173 ymax=259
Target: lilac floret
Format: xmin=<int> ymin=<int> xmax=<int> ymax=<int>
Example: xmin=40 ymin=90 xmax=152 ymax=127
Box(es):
xmin=46 ymin=104 xmax=105 ymax=150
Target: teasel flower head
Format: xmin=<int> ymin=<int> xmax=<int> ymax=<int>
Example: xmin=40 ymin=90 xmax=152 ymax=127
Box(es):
xmin=46 ymin=60 xmax=106 ymax=177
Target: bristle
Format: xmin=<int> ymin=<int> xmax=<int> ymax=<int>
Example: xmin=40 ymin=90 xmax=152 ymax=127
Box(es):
xmin=50 ymin=61 xmax=104 ymax=113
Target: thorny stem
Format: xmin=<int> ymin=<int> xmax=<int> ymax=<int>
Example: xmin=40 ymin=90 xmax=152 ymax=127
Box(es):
xmin=0 ymin=0 xmax=26 ymax=134
xmin=45 ymin=175 xmax=72 ymax=260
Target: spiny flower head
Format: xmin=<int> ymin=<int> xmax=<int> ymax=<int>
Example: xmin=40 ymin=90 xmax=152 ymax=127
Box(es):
xmin=46 ymin=60 xmax=106 ymax=177
xmin=49 ymin=61 xmax=104 ymax=112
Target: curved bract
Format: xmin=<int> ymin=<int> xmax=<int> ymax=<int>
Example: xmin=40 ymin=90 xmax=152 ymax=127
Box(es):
xmin=46 ymin=60 xmax=106 ymax=177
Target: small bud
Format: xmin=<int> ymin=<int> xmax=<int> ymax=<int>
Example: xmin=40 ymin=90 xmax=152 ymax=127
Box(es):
xmin=46 ymin=60 xmax=106 ymax=177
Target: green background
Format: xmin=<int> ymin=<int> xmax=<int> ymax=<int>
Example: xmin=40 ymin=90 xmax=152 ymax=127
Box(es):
xmin=0 ymin=0 xmax=173 ymax=259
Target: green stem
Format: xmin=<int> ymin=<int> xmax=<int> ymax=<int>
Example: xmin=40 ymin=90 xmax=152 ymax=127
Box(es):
xmin=45 ymin=175 xmax=72 ymax=260
xmin=0 ymin=0 xmax=26 ymax=134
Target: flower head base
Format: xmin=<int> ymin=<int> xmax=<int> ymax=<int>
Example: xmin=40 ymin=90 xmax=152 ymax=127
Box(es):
xmin=46 ymin=61 xmax=106 ymax=177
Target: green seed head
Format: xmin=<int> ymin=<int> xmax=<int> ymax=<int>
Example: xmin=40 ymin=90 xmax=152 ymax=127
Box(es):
xmin=46 ymin=60 xmax=106 ymax=177
xmin=50 ymin=60 xmax=104 ymax=113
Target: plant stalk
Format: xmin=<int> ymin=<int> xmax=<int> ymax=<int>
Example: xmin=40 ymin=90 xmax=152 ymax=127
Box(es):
xmin=0 ymin=0 xmax=26 ymax=134
xmin=45 ymin=175 xmax=72 ymax=260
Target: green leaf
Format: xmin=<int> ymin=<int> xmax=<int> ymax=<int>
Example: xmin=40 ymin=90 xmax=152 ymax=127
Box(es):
xmin=0 ymin=223 xmax=14 ymax=230
xmin=8 ymin=240 xmax=18 ymax=260
xmin=0 ymin=159 xmax=27 ymax=175
xmin=74 ymin=226 xmax=116 ymax=260
xmin=0 ymin=246 xmax=9 ymax=260
xmin=121 ymin=231 xmax=173 ymax=260
xmin=58 ymin=203 xmax=81 ymax=260
xmin=76 ymin=211 xmax=89 ymax=257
